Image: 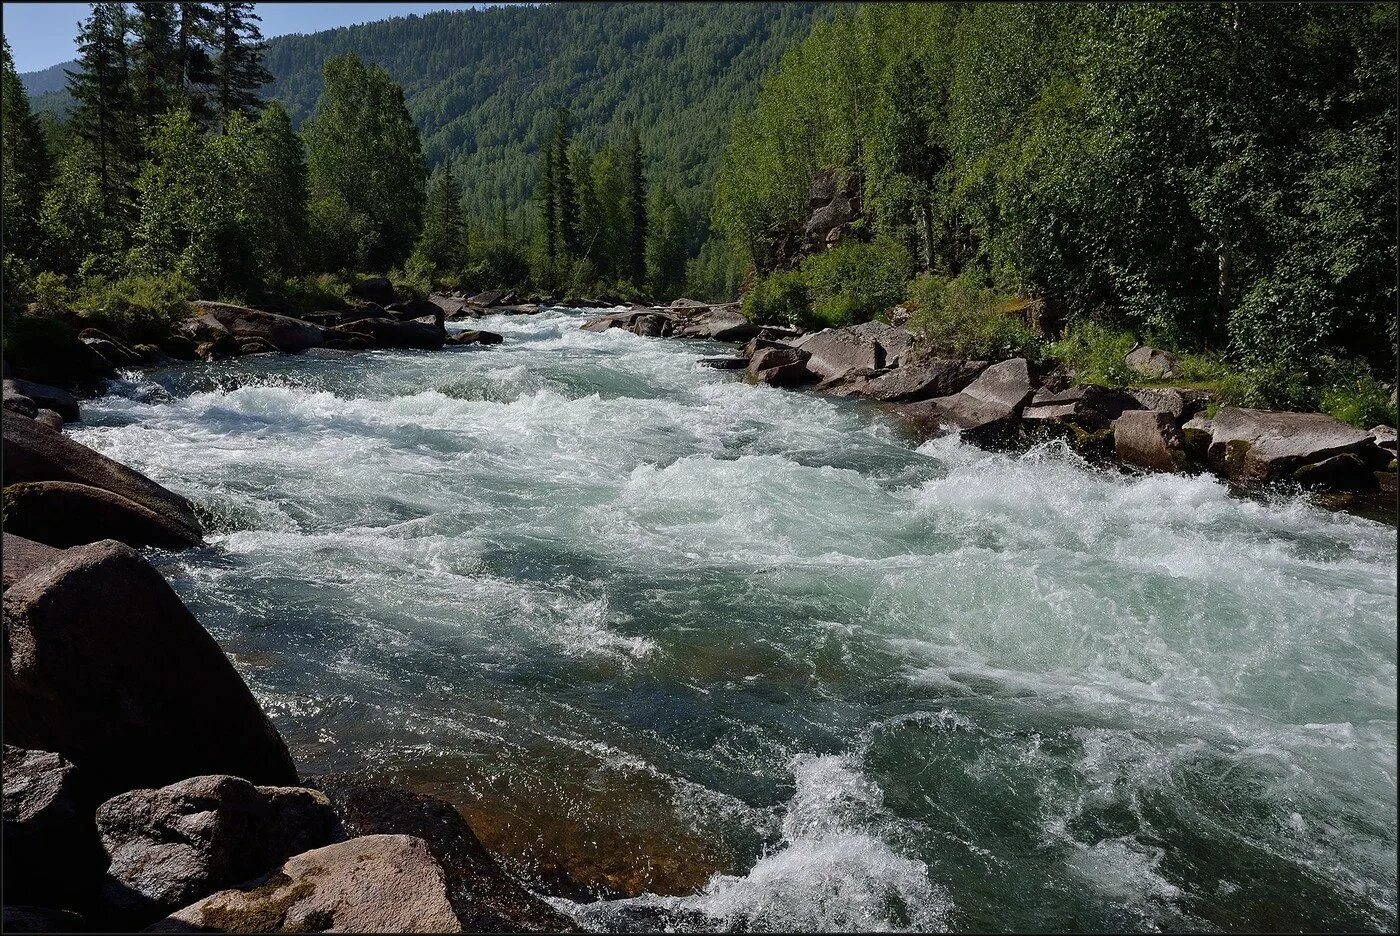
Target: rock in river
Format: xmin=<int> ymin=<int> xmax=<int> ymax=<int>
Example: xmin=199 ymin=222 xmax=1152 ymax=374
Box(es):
xmin=899 ymin=357 xmax=1035 ymax=441
xmin=2 ymin=481 xmax=204 ymax=551
xmin=189 ymin=301 xmax=324 ymax=354
xmin=1113 ymin=409 xmax=1191 ymax=473
xmin=1205 ymin=407 xmax=1375 ymax=483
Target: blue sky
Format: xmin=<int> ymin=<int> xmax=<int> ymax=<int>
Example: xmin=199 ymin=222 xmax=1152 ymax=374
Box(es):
xmin=3 ymin=2 xmax=505 ymax=73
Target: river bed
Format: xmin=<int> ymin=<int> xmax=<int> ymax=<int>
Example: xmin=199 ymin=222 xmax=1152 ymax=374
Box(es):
xmin=69 ymin=306 xmax=1397 ymax=932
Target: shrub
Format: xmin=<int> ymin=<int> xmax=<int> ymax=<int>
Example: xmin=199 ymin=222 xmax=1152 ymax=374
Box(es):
xmin=800 ymin=235 xmax=909 ymax=328
xmin=72 ymin=272 xmax=196 ymax=342
xmin=743 ymin=268 xmax=809 ymax=326
xmin=31 ymin=270 xmax=73 ymax=316
xmin=271 ymin=273 xmax=352 ymax=316
xmin=1319 ymin=370 xmax=1397 ymax=429
xmin=909 ymin=272 xmax=1045 ymax=363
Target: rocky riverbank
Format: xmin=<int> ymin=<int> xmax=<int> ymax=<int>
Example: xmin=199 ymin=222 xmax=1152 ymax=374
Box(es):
xmin=581 ymin=303 xmax=1400 ymax=520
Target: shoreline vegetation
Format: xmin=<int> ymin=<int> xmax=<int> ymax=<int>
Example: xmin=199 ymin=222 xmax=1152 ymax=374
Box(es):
xmin=2 ymin=1 xmax=1396 ymax=932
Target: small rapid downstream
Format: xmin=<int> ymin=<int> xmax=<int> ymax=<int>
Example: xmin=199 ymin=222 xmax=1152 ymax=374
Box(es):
xmin=69 ymin=306 xmax=1397 ymax=932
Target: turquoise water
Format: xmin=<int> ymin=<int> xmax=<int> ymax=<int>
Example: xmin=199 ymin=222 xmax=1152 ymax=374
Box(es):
xmin=71 ymin=307 xmax=1397 ymax=932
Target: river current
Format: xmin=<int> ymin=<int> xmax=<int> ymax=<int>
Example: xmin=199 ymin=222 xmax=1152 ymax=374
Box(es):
xmin=70 ymin=306 xmax=1396 ymax=932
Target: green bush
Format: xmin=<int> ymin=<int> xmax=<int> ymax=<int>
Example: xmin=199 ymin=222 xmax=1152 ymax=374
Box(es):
xmin=800 ymin=235 xmax=909 ymax=328
xmin=1320 ymin=371 xmax=1397 ymax=429
xmin=743 ymin=269 xmax=809 ymax=326
xmin=909 ymin=272 xmax=1045 ymax=363
xmin=31 ymin=271 xmax=73 ymax=316
xmin=72 ymin=272 xmax=196 ymax=342
xmin=1047 ymin=321 xmax=1139 ymax=387
xmin=270 ymin=273 xmax=353 ymax=316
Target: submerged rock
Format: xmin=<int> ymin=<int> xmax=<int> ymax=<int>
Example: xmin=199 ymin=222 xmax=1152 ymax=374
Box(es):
xmin=1 ymin=480 xmax=204 ymax=551
xmin=2 ymin=411 xmax=203 ymax=543
xmin=149 ymin=835 xmax=464 ymax=934
xmin=96 ymin=775 xmax=343 ymax=926
xmin=3 ymin=539 xmax=298 ymax=800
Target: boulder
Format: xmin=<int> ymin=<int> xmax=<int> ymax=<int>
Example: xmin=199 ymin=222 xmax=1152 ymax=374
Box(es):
xmin=236 ymin=338 xmax=279 ymax=356
xmin=1369 ymin=425 xmax=1397 ymax=454
xmin=387 ymin=299 xmax=446 ymax=330
xmin=427 ymin=294 xmax=470 ymax=318
xmin=697 ymin=356 xmax=747 ymax=370
xmin=901 ymin=358 xmax=1035 ymax=441
xmin=825 ymin=358 xmax=987 ymax=403
xmin=157 ymin=335 xmax=200 ymax=361
xmin=330 ymin=317 xmax=446 ymax=351
xmin=3 ymin=539 xmax=298 ymax=801
xmin=631 ymin=312 xmax=670 ymax=337
xmin=1113 ymin=409 xmax=1191 ymax=473
xmin=1205 ymin=407 xmax=1375 ymax=483
xmin=845 ymin=321 xmax=915 ymax=368
xmin=1292 ymin=453 xmax=1376 ymax=491
xmin=81 ymin=335 xmax=144 ymax=369
xmin=315 ymin=779 xmax=578 ymax=933
xmin=3 ymin=745 xmax=104 ymax=909
xmin=2 ymin=411 xmax=203 ymax=543
xmin=1131 ymin=387 xmax=1212 ymax=422
xmin=132 ymin=344 xmax=177 ymax=368
xmin=149 ymin=835 xmax=463 ymax=934
xmin=449 ymin=330 xmax=504 ymax=346
xmin=669 ymin=298 xmax=709 ymax=309
xmin=1 ymin=481 xmax=204 ymax=551
xmin=96 ymin=775 xmax=344 ymax=925
xmin=794 ymin=328 xmax=882 ymax=380
xmin=1181 ymin=415 xmax=1213 ymax=462
xmin=3 ymin=379 xmax=79 ymax=421
xmin=1124 ymin=345 xmax=1181 ymax=380
xmin=467 ymin=289 xmax=506 ymax=308
xmin=746 ymin=346 xmax=812 ymax=388
xmin=672 ymin=306 xmax=756 ymax=341
xmin=2 ymin=534 xmax=63 ymax=591
xmin=3 ymin=386 xmax=37 ymax=419
xmin=352 ymin=277 xmax=398 ymax=306
xmin=2 ymin=906 xmax=88 ymax=932
xmin=189 ymin=302 xmax=323 ymax=354
xmin=34 ymin=409 xmax=64 ymax=431
xmin=1022 ymin=385 xmax=1143 ymax=432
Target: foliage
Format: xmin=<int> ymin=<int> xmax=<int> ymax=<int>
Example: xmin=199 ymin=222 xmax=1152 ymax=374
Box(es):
xmin=800 ymin=236 xmax=910 ymax=328
xmin=1320 ymin=372 xmax=1398 ymax=430
xmin=270 ymin=272 xmax=352 ymax=316
xmin=71 ymin=270 xmax=195 ymax=341
xmin=909 ymin=272 xmax=1044 ymax=364
xmin=3 ymin=38 xmax=54 ymax=261
xmin=742 ymin=269 xmax=808 ymax=327
xmin=1045 ymin=322 xmax=1139 ymax=389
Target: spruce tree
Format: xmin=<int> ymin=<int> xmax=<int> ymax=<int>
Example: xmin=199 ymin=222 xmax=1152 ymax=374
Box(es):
xmin=552 ymin=107 xmax=580 ymax=258
xmin=2 ymin=38 xmax=54 ymax=261
xmin=212 ymin=1 xmax=272 ymax=127
xmin=175 ymin=2 xmax=218 ymax=123
xmin=538 ymin=145 xmax=558 ymax=266
xmin=67 ymin=1 xmax=139 ymax=221
xmin=417 ymin=165 xmax=468 ymax=272
xmin=625 ymin=128 xmax=647 ymax=287
xmin=130 ymin=2 xmax=180 ymax=129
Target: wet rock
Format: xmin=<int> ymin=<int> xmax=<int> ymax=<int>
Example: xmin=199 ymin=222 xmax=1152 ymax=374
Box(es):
xmin=386 ymin=299 xmax=447 ymax=329
xmin=3 ymin=745 xmax=104 ymax=910
xmin=1023 ymin=385 xmax=1143 ymax=432
xmin=1181 ymin=415 xmax=1213 ymax=462
xmin=2 ymin=905 xmax=88 ymax=932
xmin=672 ymin=306 xmax=756 ymax=341
xmin=1124 ymin=345 xmax=1181 ymax=379
xmin=449 ymin=330 xmax=504 ymax=346
xmin=794 ymin=328 xmax=882 ymax=380
xmin=2 ymin=410 xmax=203 ymax=542
xmin=1131 ymin=387 xmax=1212 ymax=422
xmin=132 ymin=344 xmax=177 ymax=368
xmin=581 ymin=311 xmax=631 ymax=333
xmin=2 ymin=533 xmax=64 ymax=591
xmin=34 ymin=409 xmax=64 ymax=431
xmin=632 ymin=313 xmax=670 ymax=337
xmin=1113 ymin=409 xmax=1191 ymax=473
xmin=1369 ymin=425 xmax=1397 ymax=454
xmin=330 ymin=316 xmax=446 ymax=351
xmin=235 ymin=338 xmax=279 ymax=356
xmin=157 ymin=335 xmax=200 ymax=361
xmin=1293 ymin=453 xmax=1376 ymax=491
xmin=3 ymin=385 xmax=37 ymax=418
xmin=698 ymin=356 xmax=747 ymax=370
xmin=3 ymin=539 xmax=298 ymax=801
xmin=4 ymin=379 xmax=79 ymax=421
xmin=352 ymin=277 xmax=398 ymax=306
xmin=149 ymin=835 xmax=463 ymax=934
xmin=900 ymin=358 xmax=1034 ymax=441
xmin=96 ymin=775 xmax=343 ymax=926
xmin=746 ymin=346 xmax=812 ymax=388
xmin=1 ymin=481 xmax=204 ymax=551
xmin=492 ymin=303 xmax=543 ymax=316
xmin=315 ymin=779 xmax=579 ymax=933
xmin=1205 ymin=407 xmax=1375 ymax=483
xmin=79 ymin=329 xmax=144 ymax=368
xmin=189 ymin=302 xmax=323 ymax=354
xmin=828 ymin=358 xmax=987 ymax=403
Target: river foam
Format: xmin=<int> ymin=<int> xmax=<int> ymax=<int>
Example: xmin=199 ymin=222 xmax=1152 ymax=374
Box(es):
xmin=69 ymin=307 xmax=1397 ymax=932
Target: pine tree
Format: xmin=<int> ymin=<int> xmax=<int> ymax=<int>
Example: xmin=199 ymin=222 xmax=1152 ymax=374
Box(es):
xmin=175 ymin=2 xmax=218 ymax=123
xmin=625 ymin=128 xmax=647 ymax=286
xmin=2 ymin=38 xmax=54 ymax=261
xmin=130 ymin=2 xmax=180 ymax=129
xmin=645 ymin=182 xmax=686 ymax=299
xmin=417 ymin=164 xmax=468 ymax=272
xmin=538 ymin=145 xmax=558 ymax=266
xmin=67 ymin=1 xmax=139 ymax=221
xmin=552 ymin=106 xmax=580 ymax=258
xmin=212 ymin=1 xmax=272 ymax=127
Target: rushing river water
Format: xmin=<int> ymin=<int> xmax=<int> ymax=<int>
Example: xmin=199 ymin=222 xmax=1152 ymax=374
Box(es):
xmin=70 ymin=307 xmax=1396 ymax=932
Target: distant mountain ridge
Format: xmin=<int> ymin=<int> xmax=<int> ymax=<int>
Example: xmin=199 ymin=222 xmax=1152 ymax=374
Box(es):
xmin=20 ymin=2 xmax=835 ymax=230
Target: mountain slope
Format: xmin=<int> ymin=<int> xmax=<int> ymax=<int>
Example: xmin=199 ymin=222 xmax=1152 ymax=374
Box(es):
xmin=22 ymin=2 xmax=834 ymax=230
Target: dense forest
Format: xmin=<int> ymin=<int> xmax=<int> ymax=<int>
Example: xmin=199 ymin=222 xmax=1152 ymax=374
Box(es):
xmin=715 ymin=2 xmax=1398 ymax=422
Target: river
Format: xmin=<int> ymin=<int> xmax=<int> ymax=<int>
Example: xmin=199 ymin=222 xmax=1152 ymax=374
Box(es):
xmin=68 ymin=306 xmax=1397 ymax=933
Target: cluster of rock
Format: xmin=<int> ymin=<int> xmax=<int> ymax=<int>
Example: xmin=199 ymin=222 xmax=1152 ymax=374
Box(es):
xmin=586 ymin=312 xmax=1400 ymax=501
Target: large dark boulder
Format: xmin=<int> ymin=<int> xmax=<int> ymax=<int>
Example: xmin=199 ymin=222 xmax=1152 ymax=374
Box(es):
xmin=149 ymin=835 xmax=464 ymax=934
xmin=2 ymin=411 xmax=202 ymax=543
xmin=1 ymin=534 xmax=63 ymax=591
xmin=823 ymin=358 xmax=987 ymax=403
xmin=3 ymin=379 xmax=80 ymax=421
xmin=2 ymin=905 xmax=88 ymax=932
xmin=3 ymin=384 xmax=38 ymax=418
xmin=314 ymin=779 xmax=579 ymax=933
xmin=448 ymin=329 xmax=504 ymax=346
xmin=1113 ymin=409 xmax=1191 ymax=473
xmin=96 ymin=775 xmax=344 ymax=926
xmin=746 ymin=346 xmax=812 ymax=387
xmin=386 ymin=299 xmax=447 ymax=329
xmin=1023 ymin=385 xmax=1143 ymax=432
xmin=79 ymin=329 xmax=145 ymax=369
xmin=3 ymin=745 xmax=104 ymax=910
xmin=2 ymin=481 xmax=204 ymax=551
xmin=3 ymin=539 xmax=298 ymax=801
xmin=188 ymin=302 xmax=323 ymax=354
xmin=330 ymin=316 xmax=446 ymax=350
xmin=899 ymin=358 xmax=1035 ymax=441
xmin=1205 ymin=407 xmax=1376 ymax=483
xmin=352 ymin=277 xmax=398 ymax=306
